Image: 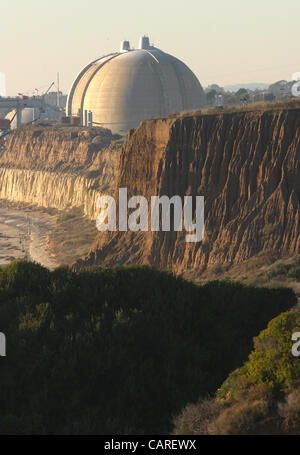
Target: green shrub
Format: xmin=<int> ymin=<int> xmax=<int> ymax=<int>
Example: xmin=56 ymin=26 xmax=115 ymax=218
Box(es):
xmin=0 ymin=261 xmax=296 ymax=434
xmin=175 ymin=308 xmax=300 ymax=435
xmin=217 ymin=309 xmax=300 ymax=401
xmin=265 ymin=256 xmax=300 ymax=281
xmin=287 ymin=267 xmax=300 ymax=281
xmin=56 ymin=213 xmax=77 ymax=223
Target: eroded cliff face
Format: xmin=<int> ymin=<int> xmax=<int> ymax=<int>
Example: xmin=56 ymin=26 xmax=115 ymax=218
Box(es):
xmin=1 ymin=110 xmax=299 ymax=278
xmin=0 ymin=126 xmax=122 ymax=218
xmin=78 ymin=108 xmax=300 ymax=277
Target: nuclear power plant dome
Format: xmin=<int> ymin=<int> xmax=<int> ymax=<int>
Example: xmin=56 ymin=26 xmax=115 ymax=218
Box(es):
xmin=66 ymin=36 xmax=205 ymax=135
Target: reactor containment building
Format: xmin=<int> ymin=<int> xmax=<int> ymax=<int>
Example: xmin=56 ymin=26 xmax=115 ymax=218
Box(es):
xmin=66 ymin=36 xmax=205 ymax=135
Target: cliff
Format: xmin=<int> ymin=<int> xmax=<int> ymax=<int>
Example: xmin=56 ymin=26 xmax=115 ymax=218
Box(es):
xmin=0 ymin=125 xmax=122 ymax=218
xmin=0 ymin=108 xmax=299 ymax=278
xmin=77 ymin=107 xmax=300 ymax=277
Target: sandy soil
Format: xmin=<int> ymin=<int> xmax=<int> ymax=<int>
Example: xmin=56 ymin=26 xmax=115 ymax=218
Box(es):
xmin=0 ymin=206 xmax=58 ymax=270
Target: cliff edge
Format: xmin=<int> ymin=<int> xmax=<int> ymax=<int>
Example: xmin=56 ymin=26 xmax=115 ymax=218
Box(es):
xmin=0 ymin=125 xmax=122 ymax=219
xmin=77 ymin=107 xmax=300 ymax=278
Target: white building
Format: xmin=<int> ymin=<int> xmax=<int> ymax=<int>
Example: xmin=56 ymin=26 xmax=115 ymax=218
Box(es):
xmin=67 ymin=36 xmax=205 ymax=135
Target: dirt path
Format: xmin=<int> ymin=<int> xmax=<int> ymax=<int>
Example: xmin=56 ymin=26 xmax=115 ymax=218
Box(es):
xmin=0 ymin=206 xmax=58 ymax=270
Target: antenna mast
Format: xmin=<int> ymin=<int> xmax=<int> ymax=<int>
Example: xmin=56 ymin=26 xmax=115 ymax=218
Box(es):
xmin=57 ymin=73 xmax=60 ymax=107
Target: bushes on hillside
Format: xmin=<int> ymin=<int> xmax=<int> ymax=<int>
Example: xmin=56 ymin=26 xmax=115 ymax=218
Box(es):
xmin=265 ymin=256 xmax=300 ymax=281
xmin=0 ymin=260 xmax=296 ymax=434
xmin=217 ymin=309 xmax=300 ymax=400
xmin=173 ymin=308 xmax=300 ymax=435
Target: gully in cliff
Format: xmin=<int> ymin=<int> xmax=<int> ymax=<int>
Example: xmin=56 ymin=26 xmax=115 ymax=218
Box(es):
xmin=96 ymin=188 xmax=204 ymax=242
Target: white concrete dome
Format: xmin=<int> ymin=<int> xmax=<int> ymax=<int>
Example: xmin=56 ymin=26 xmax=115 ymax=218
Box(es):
xmin=67 ymin=37 xmax=205 ymax=135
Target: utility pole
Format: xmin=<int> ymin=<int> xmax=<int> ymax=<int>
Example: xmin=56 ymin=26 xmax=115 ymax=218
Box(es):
xmin=57 ymin=72 xmax=60 ymax=107
xmin=16 ymin=105 xmax=22 ymax=128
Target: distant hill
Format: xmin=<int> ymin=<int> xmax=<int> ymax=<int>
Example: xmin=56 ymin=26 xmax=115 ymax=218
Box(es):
xmin=224 ymin=83 xmax=269 ymax=92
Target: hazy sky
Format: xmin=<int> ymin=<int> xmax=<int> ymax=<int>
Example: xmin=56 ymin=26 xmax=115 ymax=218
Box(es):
xmin=1 ymin=0 xmax=299 ymax=95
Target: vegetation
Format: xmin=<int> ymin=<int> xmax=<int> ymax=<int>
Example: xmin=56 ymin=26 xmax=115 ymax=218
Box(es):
xmin=265 ymin=257 xmax=300 ymax=282
xmin=0 ymin=260 xmax=296 ymax=434
xmin=198 ymin=255 xmax=300 ymax=295
xmin=234 ymin=255 xmax=300 ymax=293
xmin=49 ymin=208 xmax=97 ymax=266
xmin=166 ymin=97 xmax=300 ymax=121
xmin=56 ymin=212 xmax=77 ymax=223
xmin=173 ymin=308 xmax=300 ymax=435
xmin=218 ymin=309 xmax=300 ymax=399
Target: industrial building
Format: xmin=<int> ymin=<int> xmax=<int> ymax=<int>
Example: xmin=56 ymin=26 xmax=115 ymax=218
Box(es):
xmin=66 ymin=36 xmax=205 ymax=135
xmin=0 ymin=82 xmax=63 ymax=130
xmin=5 ymin=105 xmax=62 ymax=129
